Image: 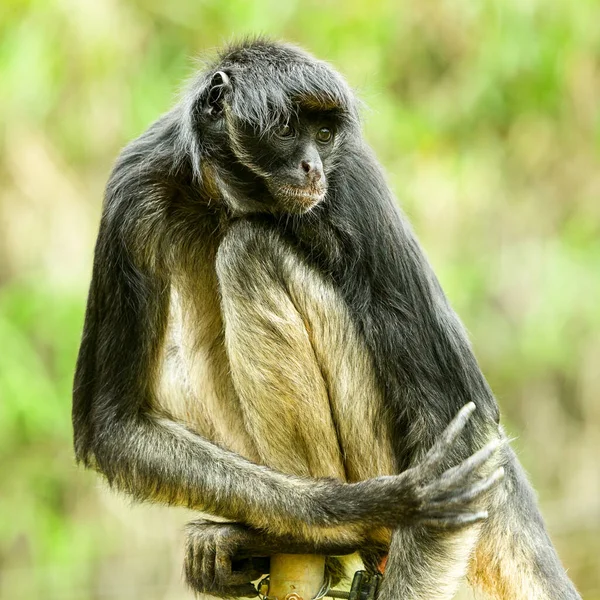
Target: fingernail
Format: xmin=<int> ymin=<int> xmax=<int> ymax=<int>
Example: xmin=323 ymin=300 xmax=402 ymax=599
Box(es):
xmin=465 ymin=402 xmax=476 ymax=414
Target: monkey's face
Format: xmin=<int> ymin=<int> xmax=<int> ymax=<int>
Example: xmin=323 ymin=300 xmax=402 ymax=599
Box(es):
xmin=229 ymin=113 xmax=339 ymax=214
xmin=200 ymin=70 xmax=351 ymax=215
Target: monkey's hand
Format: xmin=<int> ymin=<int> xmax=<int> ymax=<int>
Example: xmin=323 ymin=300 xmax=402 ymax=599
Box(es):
xmin=184 ymin=520 xmax=363 ymax=597
xmin=399 ymin=401 xmax=505 ymax=529
xmin=185 ymin=520 xmax=263 ymax=598
xmin=352 ymin=402 xmax=505 ymax=531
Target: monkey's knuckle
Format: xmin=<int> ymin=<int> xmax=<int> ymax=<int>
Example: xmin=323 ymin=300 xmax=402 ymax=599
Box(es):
xmin=411 ymin=477 xmax=431 ymax=500
xmin=215 ymin=542 xmax=234 ymax=563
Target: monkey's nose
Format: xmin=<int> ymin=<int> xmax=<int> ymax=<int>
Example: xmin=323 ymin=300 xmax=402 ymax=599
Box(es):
xmin=301 ymin=160 xmax=322 ymax=181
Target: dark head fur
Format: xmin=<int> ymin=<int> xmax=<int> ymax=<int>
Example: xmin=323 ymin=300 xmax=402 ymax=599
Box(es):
xmin=176 ymin=39 xmax=360 ymax=213
xmin=188 ymin=39 xmax=358 ymax=133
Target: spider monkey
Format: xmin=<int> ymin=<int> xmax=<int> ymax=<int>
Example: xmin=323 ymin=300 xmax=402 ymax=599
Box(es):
xmin=73 ymin=39 xmax=580 ymax=599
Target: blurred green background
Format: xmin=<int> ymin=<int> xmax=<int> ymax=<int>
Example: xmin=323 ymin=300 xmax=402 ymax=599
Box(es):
xmin=1 ymin=0 xmax=599 ymax=598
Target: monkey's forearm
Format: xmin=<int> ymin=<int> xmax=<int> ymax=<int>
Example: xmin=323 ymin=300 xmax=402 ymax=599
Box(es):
xmin=89 ymin=405 xmax=500 ymax=544
xmin=90 ymin=413 xmax=385 ymax=543
xmin=91 ymin=415 xmax=350 ymax=540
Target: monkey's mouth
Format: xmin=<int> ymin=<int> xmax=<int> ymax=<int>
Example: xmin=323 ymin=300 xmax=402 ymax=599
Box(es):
xmin=275 ymin=184 xmax=327 ymax=211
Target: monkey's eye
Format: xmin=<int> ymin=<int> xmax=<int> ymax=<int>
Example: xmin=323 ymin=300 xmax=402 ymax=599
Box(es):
xmin=316 ymin=127 xmax=333 ymax=144
xmin=275 ymin=123 xmax=295 ymax=139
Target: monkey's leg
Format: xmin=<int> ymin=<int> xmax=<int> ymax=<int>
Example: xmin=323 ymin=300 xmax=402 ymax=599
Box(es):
xmin=378 ymin=513 xmax=481 ymax=600
xmin=73 ymin=215 xmax=449 ymax=549
xmin=376 ymin=435 xmax=495 ymax=600
xmin=379 ymin=443 xmax=582 ymax=600
xmin=378 ymin=440 xmax=582 ymax=600
xmin=467 ymin=444 xmax=580 ymax=600
xmin=216 ymin=220 xmax=398 ymax=483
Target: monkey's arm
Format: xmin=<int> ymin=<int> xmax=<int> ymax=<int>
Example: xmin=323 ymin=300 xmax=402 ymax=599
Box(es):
xmin=299 ymin=149 xmax=581 ymax=600
xmin=183 ymin=414 xmax=501 ymax=599
xmin=370 ymin=231 xmax=583 ymax=600
xmin=73 ymin=216 xmax=359 ymax=538
xmin=73 ymin=211 xmax=499 ymax=548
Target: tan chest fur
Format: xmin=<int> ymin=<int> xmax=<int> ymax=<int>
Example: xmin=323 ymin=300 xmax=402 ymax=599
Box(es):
xmin=154 ymin=245 xmax=395 ymax=485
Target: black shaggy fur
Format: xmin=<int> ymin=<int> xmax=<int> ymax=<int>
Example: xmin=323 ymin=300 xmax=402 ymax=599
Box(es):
xmin=73 ymin=39 xmax=580 ymax=599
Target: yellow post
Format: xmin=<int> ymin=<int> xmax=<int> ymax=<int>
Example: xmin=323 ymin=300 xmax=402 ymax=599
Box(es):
xmin=267 ymin=554 xmax=326 ymax=600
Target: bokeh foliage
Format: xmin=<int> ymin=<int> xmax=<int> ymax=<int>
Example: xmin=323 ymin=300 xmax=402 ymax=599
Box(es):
xmin=1 ymin=1 xmax=599 ymax=598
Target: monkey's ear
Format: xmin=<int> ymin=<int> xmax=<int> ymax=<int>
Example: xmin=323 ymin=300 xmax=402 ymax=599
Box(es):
xmin=206 ymin=71 xmax=231 ymax=117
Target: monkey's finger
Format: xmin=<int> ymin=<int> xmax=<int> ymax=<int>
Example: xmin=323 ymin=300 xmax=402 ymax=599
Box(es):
xmin=186 ymin=542 xmax=207 ymax=589
xmin=435 ymin=439 xmax=503 ymax=492
xmin=431 ymin=467 xmax=505 ymax=509
xmin=184 ymin=542 xmax=196 ymax=580
xmin=419 ymin=510 xmax=489 ymax=531
xmin=423 ymin=403 xmax=476 ymax=469
xmin=185 ymin=549 xmax=211 ymax=593
xmin=439 ymin=402 xmax=476 ymax=447
xmin=201 ymin=545 xmax=218 ymax=589
xmin=214 ymin=553 xmax=233 ymax=584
